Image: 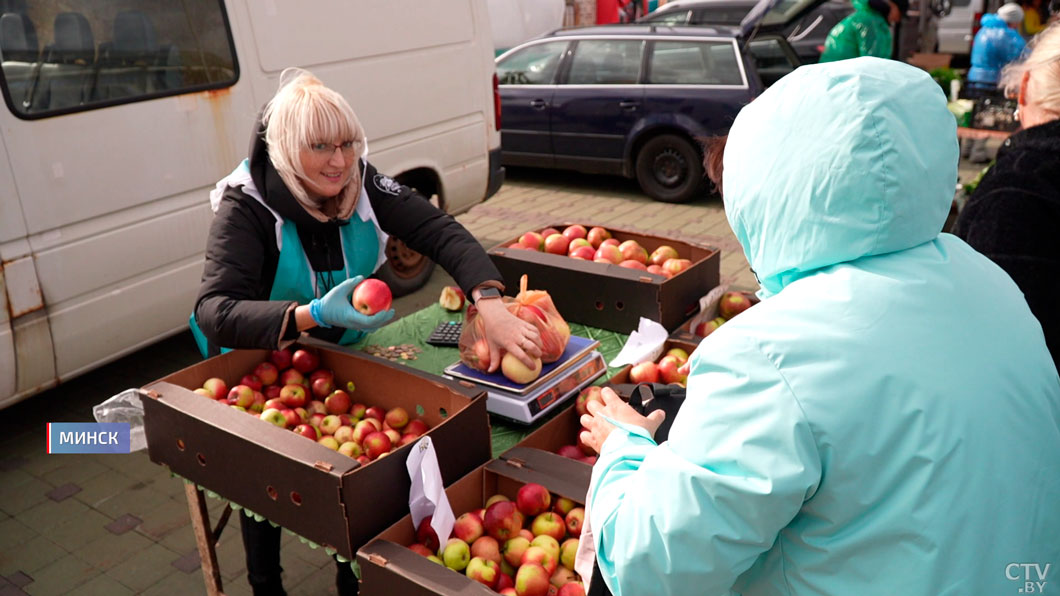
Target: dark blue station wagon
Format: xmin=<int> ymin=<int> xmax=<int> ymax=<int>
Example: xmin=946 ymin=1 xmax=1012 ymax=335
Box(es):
xmin=495 ymin=0 xmax=813 ymax=202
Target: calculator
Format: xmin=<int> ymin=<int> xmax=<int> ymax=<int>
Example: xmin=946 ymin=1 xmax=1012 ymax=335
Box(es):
xmin=426 ymin=320 xmax=463 ymax=347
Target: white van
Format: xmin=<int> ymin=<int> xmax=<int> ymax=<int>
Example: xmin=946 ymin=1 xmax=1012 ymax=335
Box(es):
xmin=937 ymin=0 xmax=1001 ymax=54
xmin=0 ymin=0 xmax=503 ymax=409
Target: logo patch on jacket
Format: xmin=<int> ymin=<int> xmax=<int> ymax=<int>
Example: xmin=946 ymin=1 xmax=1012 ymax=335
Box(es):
xmin=373 ymin=174 xmax=402 ymax=195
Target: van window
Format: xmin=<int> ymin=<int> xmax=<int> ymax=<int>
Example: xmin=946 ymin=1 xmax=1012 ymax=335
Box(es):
xmin=0 ymin=0 xmax=237 ymax=118
xmin=567 ymin=39 xmax=644 ymax=85
xmin=648 ymin=40 xmax=743 ymax=85
xmin=497 ymin=41 xmax=568 ymax=85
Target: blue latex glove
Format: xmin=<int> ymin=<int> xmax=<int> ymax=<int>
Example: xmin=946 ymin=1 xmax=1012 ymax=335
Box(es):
xmin=309 ymin=276 xmax=394 ymax=331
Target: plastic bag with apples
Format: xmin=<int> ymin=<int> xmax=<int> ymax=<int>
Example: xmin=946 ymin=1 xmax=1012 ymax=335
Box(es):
xmin=458 ymin=275 xmax=571 ymax=372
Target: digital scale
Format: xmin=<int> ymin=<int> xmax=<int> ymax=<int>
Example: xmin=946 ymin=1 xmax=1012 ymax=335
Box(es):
xmin=443 ymin=335 xmax=606 ymax=424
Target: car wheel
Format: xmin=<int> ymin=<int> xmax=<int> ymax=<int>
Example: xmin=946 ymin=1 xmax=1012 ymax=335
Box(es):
xmin=634 ymin=134 xmax=705 ymax=203
xmin=375 ymin=236 xmax=436 ymax=298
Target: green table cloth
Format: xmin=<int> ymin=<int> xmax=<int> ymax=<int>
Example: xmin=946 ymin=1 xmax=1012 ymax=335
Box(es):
xmin=348 ymin=304 xmax=629 ymax=456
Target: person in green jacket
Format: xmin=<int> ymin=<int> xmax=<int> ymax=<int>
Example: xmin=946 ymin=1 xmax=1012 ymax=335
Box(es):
xmin=819 ymin=0 xmax=906 ymax=62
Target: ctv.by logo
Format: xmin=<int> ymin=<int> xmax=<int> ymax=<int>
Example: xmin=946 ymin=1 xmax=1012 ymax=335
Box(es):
xmin=1006 ymin=563 xmax=1051 ymax=594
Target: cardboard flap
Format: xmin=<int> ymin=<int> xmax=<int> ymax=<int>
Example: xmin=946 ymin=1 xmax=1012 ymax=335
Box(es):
xmin=358 ymin=539 xmax=496 ymax=596
xmin=493 ymin=446 xmax=591 ymax=502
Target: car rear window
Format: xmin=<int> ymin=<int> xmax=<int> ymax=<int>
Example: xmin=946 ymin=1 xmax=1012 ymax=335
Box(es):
xmin=648 ymin=40 xmax=743 ymax=85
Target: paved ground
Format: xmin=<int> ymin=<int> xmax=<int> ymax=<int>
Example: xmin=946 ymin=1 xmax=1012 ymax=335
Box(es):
xmin=0 ymin=156 xmax=991 ymax=595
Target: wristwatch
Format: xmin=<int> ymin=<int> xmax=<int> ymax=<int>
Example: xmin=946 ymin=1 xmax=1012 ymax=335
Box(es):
xmin=475 ymin=287 xmax=502 ymax=304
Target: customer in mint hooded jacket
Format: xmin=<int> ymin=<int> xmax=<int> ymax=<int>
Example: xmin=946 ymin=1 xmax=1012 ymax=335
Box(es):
xmin=581 ymin=58 xmax=1060 ymax=596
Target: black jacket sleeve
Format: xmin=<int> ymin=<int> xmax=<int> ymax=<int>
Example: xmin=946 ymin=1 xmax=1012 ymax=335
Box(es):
xmin=363 ymin=162 xmax=504 ymax=296
xmin=955 ymin=171 xmax=1060 ymax=369
xmin=194 ymin=191 xmax=298 ymax=350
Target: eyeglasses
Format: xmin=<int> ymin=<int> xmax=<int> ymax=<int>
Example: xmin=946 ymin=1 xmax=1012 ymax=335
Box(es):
xmin=308 ymin=139 xmax=361 ymax=158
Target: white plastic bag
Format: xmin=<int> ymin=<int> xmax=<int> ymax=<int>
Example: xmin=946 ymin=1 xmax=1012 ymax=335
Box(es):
xmin=608 ymin=317 xmax=669 ymax=368
xmin=406 ymin=436 xmax=455 ymax=544
xmin=92 ymin=389 xmax=148 ymax=452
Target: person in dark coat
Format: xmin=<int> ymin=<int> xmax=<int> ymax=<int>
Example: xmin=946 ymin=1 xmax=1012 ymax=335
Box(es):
xmin=955 ymin=21 xmax=1060 ymax=372
xmin=192 ymin=68 xmax=542 ymax=596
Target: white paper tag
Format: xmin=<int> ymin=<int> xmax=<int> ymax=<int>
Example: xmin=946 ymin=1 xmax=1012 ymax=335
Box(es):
xmin=608 ymin=317 xmax=669 ymax=368
xmin=406 ymin=436 xmax=455 ymax=543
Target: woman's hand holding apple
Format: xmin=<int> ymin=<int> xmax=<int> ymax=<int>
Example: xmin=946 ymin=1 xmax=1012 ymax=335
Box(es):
xmin=475 ymin=298 xmax=542 ymax=372
xmin=579 ymin=387 xmax=666 ymax=453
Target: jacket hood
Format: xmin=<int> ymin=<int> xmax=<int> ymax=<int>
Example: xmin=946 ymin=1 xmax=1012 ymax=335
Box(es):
xmin=722 ymin=57 xmax=958 ymax=296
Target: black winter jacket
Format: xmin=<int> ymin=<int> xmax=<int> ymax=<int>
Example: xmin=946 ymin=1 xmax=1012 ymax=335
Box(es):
xmin=954 ymin=118 xmax=1060 ymax=371
xmin=194 ymin=125 xmax=502 ymax=350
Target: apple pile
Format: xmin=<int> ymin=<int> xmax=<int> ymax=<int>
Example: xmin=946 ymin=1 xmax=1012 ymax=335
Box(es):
xmin=508 ymin=225 xmax=692 ymax=279
xmin=190 ymin=347 xmax=431 ymax=465
xmin=407 ymin=482 xmax=587 ymax=596
xmin=626 ymin=346 xmax=691 ymax=387
xmin=693 ymin=291 xmax=756 ymax=337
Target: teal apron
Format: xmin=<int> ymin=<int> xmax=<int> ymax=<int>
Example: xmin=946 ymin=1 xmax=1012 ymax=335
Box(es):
xmin=190 ymin=208 xmax=381 ymax=358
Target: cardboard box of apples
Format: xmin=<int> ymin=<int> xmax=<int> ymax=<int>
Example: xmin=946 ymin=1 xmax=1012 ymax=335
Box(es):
xmin=357 ymin=446 xmax=591 ymax=596
xmin=513 ymin=339 xmax=698 ymax=465
xmin=488 ymin=224 xmax=720 ymax=333
xmin=140 ymin=339 xmax=492 ymax=561
xmin=669 ymin=286 xmax=760 ymax=345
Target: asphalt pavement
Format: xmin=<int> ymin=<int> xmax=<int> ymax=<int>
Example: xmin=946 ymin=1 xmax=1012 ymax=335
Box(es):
xmin=0 ymin=156 xmax=992 ymax=595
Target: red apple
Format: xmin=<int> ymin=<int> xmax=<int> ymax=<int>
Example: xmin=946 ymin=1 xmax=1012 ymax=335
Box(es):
xmin=657 ymin=355 xmax=688 ymax=385
xmin=465 ymin=556 xmax=500 ymax=588
xmin=306 ymin=400 xmax=327 ymax=416
xmin=501 ymin=352 xmax=542 ymax=385
xmin=564 ymin=508 xmax=584 ymax=537
xmin=227 ymin=385 xmax=255 ymax=409
xmin=362 ymin=431 xmax=392 ymax=459
xmin=363 ymin=405 xmax=384 ymax=422
xmin=201 ymin=378 xmax=228 ymax=400
xmin=290 ymin=349 xmax=319 ymax=374
xmin=454 ymin=511 xmax=485 ymax=544
xmin=486 ymin=494 xmax=510 ymax=508
xmin=560 ymin=538 xmax=579 ymax=570
xmin=718 ymin=291 xmax=755 ymax=320
xmin=628 ymin=361 xmax=660 ymax=384
xmin=541 ymin=227 xmax=560 ymax=238
xmin=264 ymin=398 xmax=287 ymax=411
xmin=618 ymin=259 xmax=648 ymax=270
xmin=400 ymin=433 xmax=419 ymax=446
xmin=193 ymin=387 xmax=214 ymax=398
xmin=502 ymin=536 xmax=531 ymax=567
xmin=483 ymin=500 xmax=524 ymax=542
xmin=293 ymin=424 xmax=318 ymax=440
xmin=530 ymin=535 xmax=561 ymax=566
xmin=618 ymin=239 xmax=647 ymax=262
xmin=442 ymin=538 xmax=471 ymax=571
xmin=567 ymin=237 xmax=592 ymax=252
xmin=416 ymin=515 xmax=440 ymax=553
xmin=557 ymin=583 xmax=586 ymax=596
xmin=694 ymin=317 xmax=725 ymax=338
xmin=561 ymin=225 xmax=587 ymax=241
xmin=646 ymin=264 xmax=670 ymax=278
xmin=666 ymin=347 xmax=690 ymax=363
xmin=404 ymin=419 xmax=429 ymax=437
xmin=471 ymin=535 xmax=502 ymax=566
xmin=383 ymin=428 xmax=401 ymax=446
xmin=530 ymin=512 xmax=566 ymax=542
xmin=568 ymin=245 xmax=596 ymax=260
xmin=586 ymin=227 xmax=611 ymax=248
xmin=324 ymin=390 xmax=351 ymax=415
xmin=593 ymin=245 xmax=622 ymax=264
xmin=351 ymin=278 xmax=393 ymax=315
xmin=252 ymin=361 xmax=279 ymax=386
xmin=439 ymin=286 xmax=466 ymax=311
xmin=278 ymin=368 xmax=304 ymax=387
xmin=553 ymin=497 xmax=576 ymax=517
xmin=600 ymin=238 xmax=620 ymax=249
xmin=239 ymin=374 xmax=263 ymax=392
xmin=319 ymin=414 xmax=342 ymax=435
xmin=384 ymin=407 xmax=409 ymax=430
xmin=269 ymin=348 xmax=292 ymax=370
xmin=519 ymin=231 xmax=544 ymax=251
xmin=333 ymin=425 xmax=355 ymax=444
xmin=556 ymin=445 xmax=583 ymax=459
xmin=550 ymin=566 xmax=577 ymax=589
xmin=317 ymin=436 xmax=339 ymax=450
xmin=520 ymin=547 xmax=557 ymax=577
xmin=263 ymin=384 xmax=282 ymax=399
xmin=508 ymin=243 xmax=529 ymax=250
xmin=260 ymin=408 xmax=287 ymax=427
xmin=543 ymin=234 xmax=570 ymax=256
xmin=279 ymin=384 xmax=307 ymax=408
xmin=310 ymin=376 xmax=335 ymax=399
xmin=408 ymin=543 xmax=434 ymax=557
xmin=649 ymin=245 xmax=679 ymax=266
xmin=575 ymin=386 xmax=603 ymax=417
xmin=350 ymin=403 xmax=367 ymax=420
xmin=661 ymin=257 xmax=692 ymax=277
xmin=280 ymin=408 xmax=300 ymax=428
xmin=516 ymin=483 xmax=552 ymax=518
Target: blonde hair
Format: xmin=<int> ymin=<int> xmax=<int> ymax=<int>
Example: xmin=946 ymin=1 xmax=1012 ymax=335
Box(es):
xmin=1001 ymin=20 xmax=1060 ymax=117
xmin=263 ymin=68 xmax=365 ymax=210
